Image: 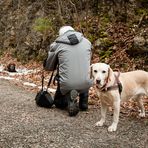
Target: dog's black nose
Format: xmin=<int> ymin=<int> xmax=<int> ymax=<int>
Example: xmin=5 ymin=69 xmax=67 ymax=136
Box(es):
xmin=96 ymin=79 xmax=101 ymax=84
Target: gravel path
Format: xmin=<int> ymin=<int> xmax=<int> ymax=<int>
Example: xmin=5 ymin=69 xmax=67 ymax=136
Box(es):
xmin=0 ymin=79 xmax=148 ymax=148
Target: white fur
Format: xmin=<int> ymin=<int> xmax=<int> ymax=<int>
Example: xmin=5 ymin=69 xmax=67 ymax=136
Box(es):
xmin=92 ymin=63 xmax=148 ymax=132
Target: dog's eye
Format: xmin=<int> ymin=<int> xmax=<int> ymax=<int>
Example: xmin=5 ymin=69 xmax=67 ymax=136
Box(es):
xmin=94 ymin=70 xmax=97 ymax=73
xmin=102 ymin=70 xmax=106 ymax=73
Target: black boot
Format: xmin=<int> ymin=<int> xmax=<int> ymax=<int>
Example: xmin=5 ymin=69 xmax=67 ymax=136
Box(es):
xmin=79 ymin=91 xmax=89 ymax=111
xmin=54 ymin=89 xmax=68 ymax=109
xmin=67 ymin=90 xmax=79 ymax=116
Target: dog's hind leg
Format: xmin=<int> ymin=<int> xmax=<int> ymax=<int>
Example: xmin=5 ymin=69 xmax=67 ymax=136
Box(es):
xmin=136 ymin=96 xmax=145 ymax=117
xmin=95 ymin=101 xmax=107 ymax=127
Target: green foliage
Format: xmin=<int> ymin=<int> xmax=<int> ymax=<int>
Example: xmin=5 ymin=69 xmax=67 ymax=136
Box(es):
xmin=100 ymin=38 xmax=113 ymax=47
xmin=100 ymin=15 xmax=110 ymax=25
xmin=99 ymin=29 xmax=108 ymax=38
xmin=87 ymin=33 xmax=97 ymax=43
xmin=135 ymin=8 xmax=148 ymax=15
xmin=99 ymin=48 xmax=112 ymax=61
xmin=33 ymin=18 xmax=53 ymax=36
xmin=98 ymin=15 xmax=110 ymax=38
xmin=32 ymin=17 xmax=53 ymax=62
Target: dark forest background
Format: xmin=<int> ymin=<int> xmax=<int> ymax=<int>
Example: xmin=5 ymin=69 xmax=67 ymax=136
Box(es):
xmin=0 ymin=0 xmax=148 ymax=71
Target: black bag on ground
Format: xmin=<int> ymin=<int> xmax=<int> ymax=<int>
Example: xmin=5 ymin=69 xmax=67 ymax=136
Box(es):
xmin=35 ymin=90 xmax=54 ymax=108
xmin=35 ymin=71 xmax=54 ymax=108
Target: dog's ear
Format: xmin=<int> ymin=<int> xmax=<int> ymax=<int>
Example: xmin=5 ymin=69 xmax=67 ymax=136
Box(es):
xmin=107 ymin=66 xmax=114 ymax=82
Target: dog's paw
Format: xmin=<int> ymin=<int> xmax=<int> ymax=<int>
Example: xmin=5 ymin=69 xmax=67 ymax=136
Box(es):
xmin=95 ymin=120 xmax=104 ymax=127
xmin=139 ymin=112 xmax=145 ymax=117
xmin=108 ymin=124 xmax=117 ymax=132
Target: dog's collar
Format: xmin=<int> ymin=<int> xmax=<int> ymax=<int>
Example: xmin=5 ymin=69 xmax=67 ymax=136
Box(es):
xmin=98 ymin=72 xmax=122 ymax=95
xmin=101 ymin=82 xmax=122 ymax=95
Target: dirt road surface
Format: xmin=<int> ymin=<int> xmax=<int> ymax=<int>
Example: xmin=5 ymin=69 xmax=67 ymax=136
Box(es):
xmin=0 ymin=79 xmax=148 ymax=148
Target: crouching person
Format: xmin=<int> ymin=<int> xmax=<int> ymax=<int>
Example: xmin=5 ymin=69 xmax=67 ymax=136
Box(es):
xmin=44 ymin=26 xmax=93 ymax=116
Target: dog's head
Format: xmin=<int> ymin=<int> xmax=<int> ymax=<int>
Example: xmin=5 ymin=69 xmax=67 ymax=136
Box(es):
xmin=91 ymin=63 xmax=113 ymax=88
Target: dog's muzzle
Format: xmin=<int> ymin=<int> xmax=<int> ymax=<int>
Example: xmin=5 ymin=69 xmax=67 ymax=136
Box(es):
xmin=96 ymin=79 xmax=101 ymax=85
xmin=95 ymin=79 xmax=102 ymax=89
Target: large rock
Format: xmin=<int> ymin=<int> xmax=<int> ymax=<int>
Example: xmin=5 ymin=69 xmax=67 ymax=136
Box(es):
xmin=134 ymin=36 xmax=145 ymax=46
xmin=0 ymin=0 xmax=56 ymax=61
xmin=132 ymin=28 xmax=148 ymax=53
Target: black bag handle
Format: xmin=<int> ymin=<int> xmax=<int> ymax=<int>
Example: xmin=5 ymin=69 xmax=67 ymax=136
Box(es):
xmin=41 ymin=72 xmax=44 ymax=90
xmin=47 ymin=70 xmax=54 ymax=90
xmin=41 ymin=70 xmax=55 ymax=91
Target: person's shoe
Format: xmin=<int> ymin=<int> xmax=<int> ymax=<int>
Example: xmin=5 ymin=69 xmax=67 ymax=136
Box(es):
xmin=68 ymin=90 xmax=79 ymax=116
xmin=54 ymin=90 xmax=68 ymax=109
xmin=79 ymin=97 xmax=88 ymax=111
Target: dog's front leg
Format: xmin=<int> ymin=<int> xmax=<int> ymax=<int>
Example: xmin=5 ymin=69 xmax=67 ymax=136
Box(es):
xmin=108 ymin=100 xmax=120 ymax=132
xmin=95 ymin=101 xmax=107 ymax=127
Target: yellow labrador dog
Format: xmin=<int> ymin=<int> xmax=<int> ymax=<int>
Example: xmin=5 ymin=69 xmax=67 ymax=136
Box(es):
xmin=91 ymin=63 xmax=148 ymax=132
